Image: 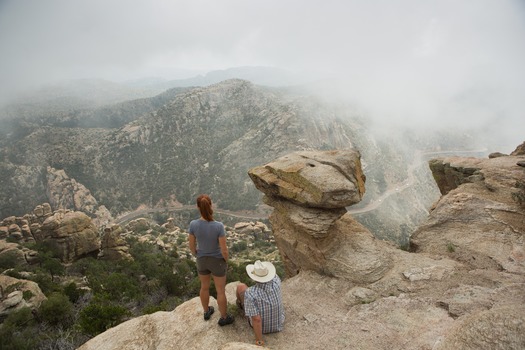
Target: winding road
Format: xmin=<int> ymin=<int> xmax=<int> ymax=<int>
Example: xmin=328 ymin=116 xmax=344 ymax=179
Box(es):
xmin=114 ymin=205 xmax=268 ymax=225
xmin=114 ymin=148 xmax=488 ymax=224
xmin=347 ymin=148 xmax=488 ymax=214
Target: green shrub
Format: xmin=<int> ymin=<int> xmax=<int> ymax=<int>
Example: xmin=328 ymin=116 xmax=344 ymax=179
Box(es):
xmin=69 ymin=256 xmax=110 ymax=277
xmin=107 ymin=272 xmax=141 ymax=300
xmin=1 ymin=307 xmax=34 ymax=327
xmin=153 ymin=212 xmax=170 ymax=225
xmin=5 ymin=269 xmax=23 ymax=279
xmin=0 ymin=250 xmax=22 ymax=269
xmin=78 ymin=302 xmax=130 ymax=336
xmin=64 ymin=282 xmax=84 ymax=303
xmin=38 ymin=292 xmax=74 ymax=326
xmin=231 ymin=241 xmax=248 ymax=253
xmin=41 ymin=256 xmax=65 ymax=280
xmin=253 ymin=240 xmax=272 ymax=249
xmin=227 ymin=261 xmax=255 ymax=286
xmin=0 ymin=309 xmax=36 ymax=349
xmin=22 ymin=290 xmax=33 ymax=301
xmin=30 ymin=272 xmax=61 ymax=295
xmin=34 ymin=240 xmax=62 ymax=259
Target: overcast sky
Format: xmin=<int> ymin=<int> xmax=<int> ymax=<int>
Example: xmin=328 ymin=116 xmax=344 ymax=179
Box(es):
xmin=1 ymin=0 xmax=524 ymax=150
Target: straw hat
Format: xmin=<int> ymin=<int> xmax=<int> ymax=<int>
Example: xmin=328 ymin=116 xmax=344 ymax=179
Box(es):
xmin=246 ymin=260 xmax=276 ymax=283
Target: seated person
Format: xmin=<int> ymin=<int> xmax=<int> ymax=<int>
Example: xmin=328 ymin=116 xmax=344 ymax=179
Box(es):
xmin=236 ymin=260 xmax=285 ymax=347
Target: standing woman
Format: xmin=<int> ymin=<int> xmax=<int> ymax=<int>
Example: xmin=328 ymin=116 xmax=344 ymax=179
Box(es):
xmin=189 ymin=194 xmax=234 ymax=326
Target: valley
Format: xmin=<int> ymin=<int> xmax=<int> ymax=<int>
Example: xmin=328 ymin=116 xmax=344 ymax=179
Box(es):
xmin=0 ymin=78 xmax=494 ymax=245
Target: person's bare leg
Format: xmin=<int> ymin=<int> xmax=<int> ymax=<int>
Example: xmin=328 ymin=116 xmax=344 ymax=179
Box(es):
xmin=199 ymin=273 xmax=211 ymax=312
xmin=236 ymin=283 xmax=248 ymax=307
xmin=212 ymin=275 xmax=228 ymax=318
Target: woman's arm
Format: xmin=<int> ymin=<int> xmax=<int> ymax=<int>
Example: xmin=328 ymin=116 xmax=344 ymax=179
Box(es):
xmin=189 ymin=234 xmax=197 ymax=256
xmin=219 ymin=236 xmax=229 ymax=261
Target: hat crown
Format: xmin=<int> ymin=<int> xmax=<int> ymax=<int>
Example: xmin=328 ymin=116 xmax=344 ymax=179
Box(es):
xmin=253 ymin=260 xmax=268 ymax=277
xmin=246 ymin=260 xmax=275 ymax=283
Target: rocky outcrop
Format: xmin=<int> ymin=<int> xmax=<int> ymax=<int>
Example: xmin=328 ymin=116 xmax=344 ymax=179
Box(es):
xmin=249 ymin=150 xmax=366 ymax=209
xmin=0 ymin=240 xmax=39 ymax=267
xmin=33 ymin=203 xmax=53 ymax=218
xmin=78 ymin=145 xmax=525 ymax=349
xmin=413 ymin=150 xmax=525 ymax=274
xmin=99 ymin=224 xmax=133 ymax=261
xmin=233 ymin=221 xmax=271 ymax=240
xmin=511 ymin=141 xmax=525 ymax=156
xmin=1 ymin=204 xmax=101 ymax=263
xmin=0 ymin=275 xmax=46 ymax=320
xmin=248 ymin=150 xmax=390 ymax=281
xmin=38 ymin=210 xmax=100 ymax=263
xmin=46 ymin=166 xmax=113 ymax=227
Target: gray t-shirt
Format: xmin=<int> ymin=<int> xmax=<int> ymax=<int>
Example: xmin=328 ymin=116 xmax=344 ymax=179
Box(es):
xmin=188 ymin=219 xmax=225 ymax=258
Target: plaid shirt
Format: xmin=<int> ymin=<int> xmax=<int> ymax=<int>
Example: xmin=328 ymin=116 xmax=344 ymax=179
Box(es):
xmin=244 ymin=275 xmax=285 ymax=333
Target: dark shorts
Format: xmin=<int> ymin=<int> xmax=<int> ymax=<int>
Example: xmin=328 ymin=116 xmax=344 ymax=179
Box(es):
xmin=197 ymin=256 xmax=227 ymax=277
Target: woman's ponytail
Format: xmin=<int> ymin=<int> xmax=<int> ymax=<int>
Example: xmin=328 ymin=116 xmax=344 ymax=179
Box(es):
xmin=196 ymin=194 xmax=214 ymax=221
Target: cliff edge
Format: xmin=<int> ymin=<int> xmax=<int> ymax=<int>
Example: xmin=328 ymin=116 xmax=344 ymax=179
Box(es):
xmin=79 ymin=144 xmax=525 ymax=350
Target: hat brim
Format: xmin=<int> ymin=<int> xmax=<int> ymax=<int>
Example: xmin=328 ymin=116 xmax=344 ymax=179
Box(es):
xmin=246 ymin=261 xmax=276 ymax=283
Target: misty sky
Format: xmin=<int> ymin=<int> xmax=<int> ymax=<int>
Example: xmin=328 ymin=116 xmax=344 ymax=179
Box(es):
xmin=1 ymin=0 xmax=524 ymax=150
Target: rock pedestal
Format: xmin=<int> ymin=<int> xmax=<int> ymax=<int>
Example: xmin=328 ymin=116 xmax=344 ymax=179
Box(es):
xmin=248 ymin=150 xmax=392 ymax=282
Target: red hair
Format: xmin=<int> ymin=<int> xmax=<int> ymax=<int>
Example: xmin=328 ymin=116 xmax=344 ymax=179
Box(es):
xmin=197 ymin=194 xmax=214 ymax=221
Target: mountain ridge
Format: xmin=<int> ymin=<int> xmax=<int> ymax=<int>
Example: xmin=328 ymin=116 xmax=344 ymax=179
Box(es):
xmin=0 ymin=78 xmax=468 ymax=244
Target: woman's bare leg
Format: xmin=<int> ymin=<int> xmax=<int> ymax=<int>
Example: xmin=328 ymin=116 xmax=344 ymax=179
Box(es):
xmin=212 ymin=275 xmax=227 ymax=318
xmin=199 ymin=273 xmax=211 ymax=312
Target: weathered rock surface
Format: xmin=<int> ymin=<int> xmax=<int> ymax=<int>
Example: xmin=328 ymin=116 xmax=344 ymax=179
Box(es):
xmin=249 ymin=150 xmax=365 ymax=208
xmin=0 ymin=240 xmax=38 ymax=267
xmin=510 ymin=141 xmax=525 ymax=156
xmin=1 ymin=204 xmax=102 ymax=263
xmin=46 ymin=166 xmax=113 ymax=227
xmin=79 ymin=145 xmax=525 ymax=350
xmin=39 ymin=211 xmax=100 ymax=263
xmin=0 ymin=275 xmax=46 ymax=320
xmin=78 ymin=274 xmax=462 ymax=350
xmin=99 ymin=224 xmax=133 ymax=261
xmin=249 ymin=150 xmax=374 ymax=280
xmin=233 ymin=221 xmax=271 ymax=239
xmin=413 ymin=152 xmax=525 ymax=275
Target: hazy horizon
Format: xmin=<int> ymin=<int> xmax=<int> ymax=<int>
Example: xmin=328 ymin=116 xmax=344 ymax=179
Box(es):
xmin=1 ymin=0 xmax=524 ymax=152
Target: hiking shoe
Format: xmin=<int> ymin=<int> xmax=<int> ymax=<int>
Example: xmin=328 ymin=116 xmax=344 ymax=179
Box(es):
xmin=218 ymin=314 xmax=234 ymax=326
xmin=204 ymin=306 xmax=214 ymax=321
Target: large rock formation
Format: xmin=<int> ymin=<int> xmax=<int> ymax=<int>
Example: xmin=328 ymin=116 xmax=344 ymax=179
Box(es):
xmin=37 ymin=210 xmax=100 ymax=263
xmin=248 ymin=150 xmax=394 ymax=282
xmin=46 ymin=166 xmax=113 ymax=227
xmin=1 ymin=204 xmax=101 ymax=263
xmin=98 ymin=224 xmax=133 ymax=261
xmin=78 ymin=145 xmax=525 ymax=350
xmin=0 ymin=275 xmax=46 ymax=321
xmin=413 ymin=152 xmax=525 ymax=274
xmin=0 ymin=240 xmax=39 ymax=267
xmin=246 ymin=150 xmax=458 ymax=289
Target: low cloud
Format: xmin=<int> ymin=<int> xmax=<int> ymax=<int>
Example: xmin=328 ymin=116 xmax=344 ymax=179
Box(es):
xmin=0 ymin=0 xmax=523 ymax=151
